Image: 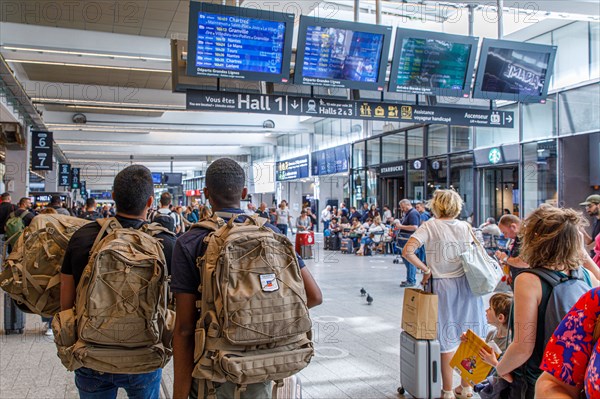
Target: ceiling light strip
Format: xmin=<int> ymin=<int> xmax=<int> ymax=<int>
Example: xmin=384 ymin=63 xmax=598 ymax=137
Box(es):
xmin=4 ymin=59 xmax=171 ymax=73
xmin=33 ymin=98 xmax=183 ymax=109
xmin=1 ymin=46 xmax=170 ymax=62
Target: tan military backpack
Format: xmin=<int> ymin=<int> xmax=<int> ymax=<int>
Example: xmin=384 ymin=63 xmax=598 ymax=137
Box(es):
xmin=53 ymin=218 xmax=175 ymax=373
xmin=192 ymin=214 xmax=313 ymax=399
xmin=1 ymin=214 xmax=90 ymax=317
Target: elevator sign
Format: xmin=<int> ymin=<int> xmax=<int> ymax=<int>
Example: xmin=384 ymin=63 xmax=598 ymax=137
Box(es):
xmin=31 ymin=131 xmax=53 ymax=171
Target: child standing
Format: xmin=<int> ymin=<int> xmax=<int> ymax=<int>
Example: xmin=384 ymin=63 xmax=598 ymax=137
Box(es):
xmin=455 ymin=292 xmax=513 ymax=399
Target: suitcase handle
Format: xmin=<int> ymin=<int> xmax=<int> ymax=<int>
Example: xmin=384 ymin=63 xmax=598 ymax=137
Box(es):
xmin=432 ymin=360 xmax=438 ymax=384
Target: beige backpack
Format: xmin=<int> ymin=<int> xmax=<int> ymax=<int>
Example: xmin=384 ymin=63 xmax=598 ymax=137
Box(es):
xmin=1 ymin=214 xmax=90 ymax=317
xmin=52 ymin=218 xmax=175 ymax=373
xmin=192 ymin=214 xmax=313 ymax=399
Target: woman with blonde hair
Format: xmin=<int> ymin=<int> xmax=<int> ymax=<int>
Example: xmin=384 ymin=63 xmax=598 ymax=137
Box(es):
xmin=403 ymin=189 xmax=486 ymax=398
xmin=493 ymin=205 xmax=598 ymax=398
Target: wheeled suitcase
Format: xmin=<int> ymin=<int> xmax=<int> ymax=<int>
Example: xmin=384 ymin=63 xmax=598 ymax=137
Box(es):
xmin=300 ymin=245 xmax=313 ymax=259
xmin=276 ymin=374 xmax=302 ymax=399
xmin=3 ymin=292 xmax=25 ymax=334
xmin=326 ymin=235 xmax=340 ymax=251
xmin=398 ymin=331 xmax=441 ymax=399
xmin=341 ymin=238 xmax=354 ymax=254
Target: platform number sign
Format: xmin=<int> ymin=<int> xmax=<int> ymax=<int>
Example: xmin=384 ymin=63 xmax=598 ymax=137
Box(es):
xmin=80 ymin=181 xmax=87 ymax=197
xmin=59 ymin=164 xmax=71 ymax=187
xmin=31 ymin=131 xmax=53 ymax=171
xmin=71 ymin=168 xmax=81 ymax=190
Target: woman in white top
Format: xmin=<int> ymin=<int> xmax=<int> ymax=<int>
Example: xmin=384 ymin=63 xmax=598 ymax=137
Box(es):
xmin=403 ymin=190 xmax=486 ymax=399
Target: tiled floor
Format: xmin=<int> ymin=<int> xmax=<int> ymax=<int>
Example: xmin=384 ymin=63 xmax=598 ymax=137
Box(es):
xmin=0 ymin=238 xmax=465 ymax=398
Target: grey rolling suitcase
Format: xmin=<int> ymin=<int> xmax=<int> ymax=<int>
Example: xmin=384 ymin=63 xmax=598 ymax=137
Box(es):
xmin=276 ymin=375 xmax=302 ymax=399
xmin=341 ymin=238 xmax=354 ymax=254
xmin=300 ymin=245 xmax=313 ymax=259
xmin=398 ymin=331 xmax=441 ymax=399
xmin=3 ymin=292 xmax=25 ymax=334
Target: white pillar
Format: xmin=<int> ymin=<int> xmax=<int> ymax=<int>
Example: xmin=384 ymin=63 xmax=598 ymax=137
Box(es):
xmin=4 ymin=144 xmax=30 ymax=200
xmin=44 ymin=161 xmax=59 ymax=192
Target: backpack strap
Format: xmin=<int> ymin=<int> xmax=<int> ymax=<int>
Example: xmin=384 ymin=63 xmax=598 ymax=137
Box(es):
xmin=144 ymin=222 xmax=175 ymax=237
xmin=92 ymin=217 xmax=122 ymax=252
xmin=521 ymin=267 xmax=583 ymax=288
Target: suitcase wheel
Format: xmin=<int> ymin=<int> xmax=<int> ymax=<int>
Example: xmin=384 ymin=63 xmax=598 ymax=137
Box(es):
xmin=5 ymin=329 xmax=24 ymax=335
xmin=397 ymin=386 xmax=405 ymax=395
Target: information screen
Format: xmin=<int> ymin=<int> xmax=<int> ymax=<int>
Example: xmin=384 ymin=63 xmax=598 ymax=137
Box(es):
xmin=473 ymin=39 xmax=557 ymax=103
xmin=389 ymin=29 xmax=478 ymax=97
xmin=295 ymin=17 xmax=392 ymax=90
xmin=312 ymin=145 xmax=349 ymax=176
xmin=187 ymin=3 xmax=294 ymax=83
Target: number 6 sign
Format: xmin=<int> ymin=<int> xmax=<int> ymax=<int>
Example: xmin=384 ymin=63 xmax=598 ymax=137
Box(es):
xmin=31 ymin=131 xmax=53 ymax=171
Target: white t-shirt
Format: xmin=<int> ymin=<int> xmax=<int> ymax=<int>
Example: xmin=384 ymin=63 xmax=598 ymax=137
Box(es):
xmin=276 ymin=208 xmax=289 ymax=226
xmin=411 ymin=219 xmax=471 ymax=279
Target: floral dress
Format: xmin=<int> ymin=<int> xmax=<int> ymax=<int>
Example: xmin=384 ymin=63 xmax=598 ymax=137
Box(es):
xmin=540 ymin=287 xmax=600 ymax=398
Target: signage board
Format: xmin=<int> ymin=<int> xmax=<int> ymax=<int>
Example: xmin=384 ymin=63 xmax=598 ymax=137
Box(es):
xmin=71 ymin=168 xmax=81 ymax=190
xmin=31 ymin=131 xmax=53 ymax=171
xmin=311 ymin=145 xmax=349 ymax=176
xmin=379 ymin=162 xmax=405 ymax=177
xmin=187 ymin=90 xmax=515 ymax=128
xmin=276 ymin=155 xmax=310 ymax=181
xmin=59 ymin=163 xmax=71 ymax=187
xmin=80 ymin=181 xmax=87 ymax=196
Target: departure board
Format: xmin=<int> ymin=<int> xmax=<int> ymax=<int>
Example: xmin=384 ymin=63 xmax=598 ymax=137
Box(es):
xmin=187 ymin=3 xmax=294 ymax=83
xmin=389 ymin=29 xmax=479 ymax=98
xmin=295 ymin=17 xmax=392 ymax=90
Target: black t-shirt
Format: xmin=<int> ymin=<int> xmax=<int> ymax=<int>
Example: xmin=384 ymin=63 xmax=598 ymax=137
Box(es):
xmin=592 ymin=219 xmax=600 ymax=257
xmin=80 ymin=211 xmax=103 ymax=221
xmin=61 ymin=215 xmax=176 ymax=287
xmin=0 ymin=202 xmax=16 ymax=234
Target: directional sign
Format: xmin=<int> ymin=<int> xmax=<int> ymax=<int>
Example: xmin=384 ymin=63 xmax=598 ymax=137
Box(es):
xmin=31 ymin=131 xmax=53 ymax=171
xmin=186 ymin=90 xmax=515 ymax=128
xmin=80 ymin=181 xmax=87 ymax=196
xmin=71 ymin=168 xmax=81 ymax=190
xmin=59 ymin=163 xmax=71 ymax=187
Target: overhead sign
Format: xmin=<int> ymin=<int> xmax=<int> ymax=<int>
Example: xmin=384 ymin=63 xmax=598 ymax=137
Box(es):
xmin=187 ymin=90 xmax=515 ymax=128
xmin=379 ymin=162 xmax=405 ymax=177
xmin=311 ymin=145 xmax=349 ymax=176
xmin=71 ymin=168 xmax=81 ymax=189
xmin=59 ymin=163 xmax=71 ymax=187
xmin=276 ymin=155 xmax=309 ymax=181
xmin=80 ymin=181 xmax=87 ymax=196
xmin=31 ymin=131 xmax=53 ymax=171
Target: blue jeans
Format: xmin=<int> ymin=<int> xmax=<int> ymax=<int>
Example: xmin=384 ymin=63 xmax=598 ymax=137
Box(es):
xmin=75 ymin=367 xmax=162 ymax=399
xmin=323 ymin=221 xmax=330 ymax=231
xmin=276 ymin=224 xmax=288 ymax=236
xmin=403 ymin=259 xmax=417 ymax=285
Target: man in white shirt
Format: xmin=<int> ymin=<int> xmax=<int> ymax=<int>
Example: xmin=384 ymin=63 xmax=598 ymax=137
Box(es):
xmin=321 ymin=205 xmax=332 ymax=231
xmin=152 ymin=192 xmax=181 ymax=234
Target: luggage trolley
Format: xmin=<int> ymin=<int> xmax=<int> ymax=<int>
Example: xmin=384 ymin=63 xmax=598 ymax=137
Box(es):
xmin=392 ymin=230 xmax=409 ymax=264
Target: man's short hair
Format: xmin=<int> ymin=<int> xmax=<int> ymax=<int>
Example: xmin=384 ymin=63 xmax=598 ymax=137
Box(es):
xmin=113 ymin=165 xmax=154 ymax=216
xmin=18 ymin=197 xmax=30 ymax=206
xmin=399 ymin=199 xmax=411 ymax=207
xmin=1 ymin=192 xmax=10 ymax=200
xmin=86 ymin=198 xmax=96 ymax=209
xmin=50 ymin=195 xmax=62 ymax=205
xmin=499 ymin=214 xmax=520 ymax=227
xmin=160 ymin=192 xmax=172 ymax=207
xmin=486 ymin=217 xmax=497 ymax=224
xmin=205 ymin=158 xmax=245 ymax=205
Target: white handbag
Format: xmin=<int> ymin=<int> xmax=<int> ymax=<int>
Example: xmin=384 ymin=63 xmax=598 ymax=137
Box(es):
xmin=460 ymin=227 xmax=504 ymax=295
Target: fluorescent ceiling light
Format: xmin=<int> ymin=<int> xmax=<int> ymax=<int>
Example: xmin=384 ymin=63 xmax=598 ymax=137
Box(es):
xmin=65 ymin=105 xmax=165 ymax=113
xmin=33 ymin=98 xmax=184 ymax=109
xmin=1 ymin=46 xmax=170 ymax=62
xmin=4 ymin=59 xmax=171 ymax=73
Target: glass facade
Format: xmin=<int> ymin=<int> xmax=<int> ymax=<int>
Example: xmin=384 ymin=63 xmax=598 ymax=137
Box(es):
xmin=353 ymin=142 xmax=366 ymax=169
xmin=522 ymin=140 xmax=558 ymax=216
xmin=407 ymin=128 xmax=424 ymax=159
xmin=382 ymin=132 xmax=406 ymax=163
xmin=474 ymin=104 xmax=519 ymax=148
xmin=450 ymin=126 xmax=472 ymax=152
xmin=366 ymin=138 xmax=381 ymax=166
xmin=427 ymin=125 xmax=448 ymax=156
xmin=523 ymin=95 xmax=557 ymax=141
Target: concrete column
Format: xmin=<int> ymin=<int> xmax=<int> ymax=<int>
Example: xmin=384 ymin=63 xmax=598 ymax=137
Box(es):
xmin=44 ymin=161 xmax=59 ymax=192
xmin=4 ymin=139 xmax=30 ymax=200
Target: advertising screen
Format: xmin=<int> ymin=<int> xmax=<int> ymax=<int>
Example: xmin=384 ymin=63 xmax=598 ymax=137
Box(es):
xmin=295 ymin=16 xmax=392 ymax=90
xmin=473 ymin=39 xmax=557 ymax=103
xmin=389 ymin=29 xmax=479 ymax=97
xmin=186 ymin=3 xmax=294 ymax=83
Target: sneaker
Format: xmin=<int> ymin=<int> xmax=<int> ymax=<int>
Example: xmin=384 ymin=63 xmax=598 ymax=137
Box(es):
xmin=44 ymin=328 xmax=53 ymax=337
xmin=399 ymin=281 xmax=416 ymax=288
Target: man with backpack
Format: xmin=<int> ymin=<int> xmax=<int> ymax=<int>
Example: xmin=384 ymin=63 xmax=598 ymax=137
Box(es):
xmin=152 ymin=192 xmax=181 ymax=234
xmin=4 ymin=197 xmax=34 ymax=247
xmin=50 ymin=195 xmax=71 ymax=216
xmin=171 ymin=158 xmax=322 ymax=399
xmin=58 ymin=165 xmax=176 ymax=398
xmin=0 ymin=193 xmax=16 ymax=248
xmin=79 ymin=198 xmax=102 ymax=221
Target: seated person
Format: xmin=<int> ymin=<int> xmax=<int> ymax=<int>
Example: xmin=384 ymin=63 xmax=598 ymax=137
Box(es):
xmin=328 ymin=217 xmax=341 ymax=237
xmin=356 ymin=233 xmax=374 ymax=256
xmin=339 ymin=217 xmax=351 ymax=238
xmin=368 ymin=216 xmax=386 ymax=253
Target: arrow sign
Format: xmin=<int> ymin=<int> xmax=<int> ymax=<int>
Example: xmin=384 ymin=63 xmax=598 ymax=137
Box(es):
xmin=291 ymin=100 xmax=299 ymax=110
xmin=506 ymin=114 xmax=513 ymax=124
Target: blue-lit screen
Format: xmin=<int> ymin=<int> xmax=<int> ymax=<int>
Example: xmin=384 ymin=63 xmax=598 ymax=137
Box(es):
xmin=194 ymin=11 xmax=286 ymax=74
xmin=301 ymin=26 xmax=384 ymax=82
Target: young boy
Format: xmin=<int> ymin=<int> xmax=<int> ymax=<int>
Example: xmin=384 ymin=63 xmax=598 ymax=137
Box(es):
xmin=455 ymin=292 xmax=513 ymax=399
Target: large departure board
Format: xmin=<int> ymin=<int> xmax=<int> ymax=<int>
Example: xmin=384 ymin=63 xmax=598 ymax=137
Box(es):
xmin=389 ymin=29 xmax=479 ymax=98
xmin=295 ymin=16 xmax=392 ymax=90
xmin=187 ymin=3 xmax=294 ymax=83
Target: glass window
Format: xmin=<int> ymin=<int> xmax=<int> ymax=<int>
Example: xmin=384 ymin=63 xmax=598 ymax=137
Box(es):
xmin=407 ymin=128 xmax=424 ymax=159
xmin=475 ymin=104 xmax=519 ymax=148
xmin=426 ymin=157 xmax=448 ymax=199
xmin=382 ymin=132 xmax=406 ymax=164
xmin=352 ymin=170 xmax=365 ymax=208
xmin=427 ymin=125 xmax=448 ymax=156
xmin=528 ymin=33 xmax=555 ymax=90
xmin=408 ymin=170 xmax=425 ymax=203
xmin=523 ymin=95 xmax=557 ymax=141
xmin=450 ymin=126 xmax=472 ymax=152
xmin=366 ymin=138 xmax=381 ymax=166
xmin=522 ymin=140 xmax=558 ymax=216
xmin=353 ymin=142 xmax=366 ymax=169
xmin=450 ymin=153 xmax=474 ymax=220
xmin=366 ymin=169 xmax=378 ymax=206
xmin=553 ymin=22 xmax=590 ymax=89
xmin=559 ymin=84 xmax=600 ymax=135
xmin=592 ymin=22 xmax=600 ymax=80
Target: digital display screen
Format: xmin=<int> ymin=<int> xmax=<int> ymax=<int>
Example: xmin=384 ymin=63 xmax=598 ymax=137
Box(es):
xmin=276 ymin=155 xmax=310 ymax=181
xmin=295 ymin=17 xmax=392 ymax=90
xmin=473 ymin=39 xmax=557 ymax=103
xmin=151 ymin=172 xmax=162 ymax=185
xmin=186 ymin=3 xmax=294 ymax=83
xmin=311 ymin=145 xmax=349 ymax=176
xmin=163 ymin=173 xmax=183 ymax=186
xmin=388 ymin=29 xmax=478 ymax=97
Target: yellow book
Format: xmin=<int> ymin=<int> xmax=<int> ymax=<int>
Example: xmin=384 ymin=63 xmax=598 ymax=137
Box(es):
xmin=449 ymin=329 xmax=497 ymax=386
